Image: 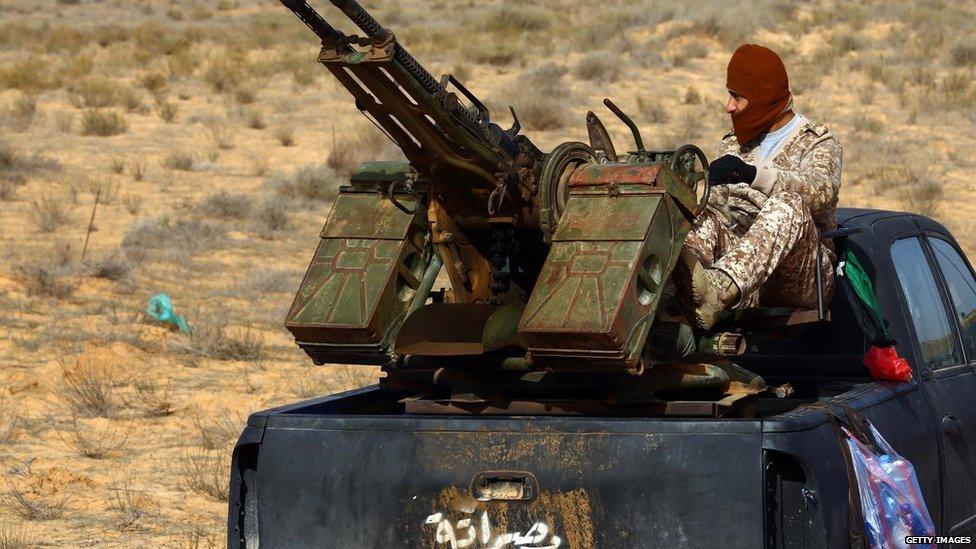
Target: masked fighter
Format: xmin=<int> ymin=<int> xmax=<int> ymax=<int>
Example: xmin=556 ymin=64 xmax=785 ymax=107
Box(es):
xmin=679 ymin=44 xmax=843 ymax=329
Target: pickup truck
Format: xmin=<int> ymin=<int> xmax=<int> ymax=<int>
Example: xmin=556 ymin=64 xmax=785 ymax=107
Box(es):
xmin=226 ymin=208 xmax=976 ymax=547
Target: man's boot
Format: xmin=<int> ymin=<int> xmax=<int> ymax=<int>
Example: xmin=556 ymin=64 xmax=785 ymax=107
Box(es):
xmin=692 ymin=268 xmax=741 ymax=329
xmin=682 ymin=253 xmax=741 ymax=330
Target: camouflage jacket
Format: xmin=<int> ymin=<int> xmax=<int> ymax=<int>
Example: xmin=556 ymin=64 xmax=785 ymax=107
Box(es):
xmin=711 ymin=116 xmax=843 ymax=236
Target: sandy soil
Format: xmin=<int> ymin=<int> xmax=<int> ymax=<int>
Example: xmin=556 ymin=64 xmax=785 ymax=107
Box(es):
xmin=0 ymin=0 xmax=974 ymax=545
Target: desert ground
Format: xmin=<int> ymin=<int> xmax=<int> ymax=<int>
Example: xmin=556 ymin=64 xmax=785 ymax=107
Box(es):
xmin=0 ymin=0 xmax=974 ymax=545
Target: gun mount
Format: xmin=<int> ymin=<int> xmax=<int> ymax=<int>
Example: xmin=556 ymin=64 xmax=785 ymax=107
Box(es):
xmin=280 ymin=0 xmax=716 ymax=381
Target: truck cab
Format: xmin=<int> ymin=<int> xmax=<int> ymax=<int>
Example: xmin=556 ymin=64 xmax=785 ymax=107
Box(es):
xmin=227 ymin=208 xmax=976 ymax=548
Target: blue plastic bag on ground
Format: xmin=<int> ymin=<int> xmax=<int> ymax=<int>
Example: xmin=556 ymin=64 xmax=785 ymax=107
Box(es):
xmin=844 ymin=422 xmax=935 ymax=548
xmin=147 ymin=293 xmax=190 ymax=333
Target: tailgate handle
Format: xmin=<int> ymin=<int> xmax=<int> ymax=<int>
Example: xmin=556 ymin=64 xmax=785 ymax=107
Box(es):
xmin=471 ymin=471 xmax=537 ymax=502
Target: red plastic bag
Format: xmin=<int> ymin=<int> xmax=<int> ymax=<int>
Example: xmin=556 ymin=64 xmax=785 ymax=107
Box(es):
xmin=863 ymin=345 xmax=911 ymax=382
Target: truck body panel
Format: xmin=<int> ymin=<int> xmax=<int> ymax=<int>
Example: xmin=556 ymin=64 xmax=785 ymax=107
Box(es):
xmin=230 ymin=210 xmax=976 ymax=547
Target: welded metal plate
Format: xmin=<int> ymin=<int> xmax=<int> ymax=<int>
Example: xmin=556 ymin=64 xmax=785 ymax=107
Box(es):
xmin=553 ymin=195 xmax=660 ymax=242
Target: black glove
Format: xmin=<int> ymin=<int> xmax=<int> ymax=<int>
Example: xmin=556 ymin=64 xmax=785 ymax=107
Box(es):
xmin=707 ymin=155 xmax=757 ymax=185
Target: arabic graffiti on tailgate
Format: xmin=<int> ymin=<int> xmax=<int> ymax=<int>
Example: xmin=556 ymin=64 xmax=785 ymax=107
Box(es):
xmin=424 ymin=510 xmax=562 ymax=548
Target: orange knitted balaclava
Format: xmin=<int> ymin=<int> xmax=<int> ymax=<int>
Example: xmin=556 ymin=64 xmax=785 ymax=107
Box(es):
xmin=726 ymin=44 xmax=792 ymax=146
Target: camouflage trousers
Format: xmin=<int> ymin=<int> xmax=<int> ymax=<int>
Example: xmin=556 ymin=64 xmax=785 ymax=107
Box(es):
xmin=683 ymin=190 xmax=834 ymax=309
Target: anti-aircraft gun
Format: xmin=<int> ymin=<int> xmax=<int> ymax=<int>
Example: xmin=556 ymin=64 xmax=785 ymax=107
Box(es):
xmin=279 ymin=0 xmax=761 ymax=412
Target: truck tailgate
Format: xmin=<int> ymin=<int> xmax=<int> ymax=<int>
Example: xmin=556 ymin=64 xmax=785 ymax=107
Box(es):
xmin=241 ymin=414 xmax=764 ymax=548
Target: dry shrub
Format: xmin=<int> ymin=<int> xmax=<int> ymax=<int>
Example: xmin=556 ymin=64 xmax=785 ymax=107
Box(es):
xmin=258 ymin=197 xmax=288 ymax=232
xmin=177 ymin=320 xmax=264 ymax=361
xmin=180 ymin=451 xmax=229 ymax=501
xmin=0 ymin=58 xmax=57 ymax=93
xmin=904 ymin=179 xmax=943 ymax=219
xmin=80 ymin=109 xmax=128 ymax=136
xmin=637 ymin=97 xmax=669 ymax=124
xmin=28 ymin=195 xmax=71 ymax=232
xmin=18 ymin=256 xmax=76 ymax=299
xmin=68 ymin=77 xmax=122 ymax=108
xmin=270 ymin=163 xmax=337 ymax=201
xmin=326 ymin=127 xmax=396 ymax=177
xmin=163 ymin=151 xmax=196 ymax=171
xmin=59 ymin=416 xmax=129 ymax=459
xmin=156 ymin=100 xmax=179 ymax=123
xmin=0 ymin=140 xmax=61 ymax=185
xmin=191 ymin=410 xmax=242 ymax=450
xmin=89 ymin=251 xmax=133 ymax=282
xmin=290 ymin=366 xmax=377 ymax=398
xmin=573 ymin=50 xmax=620 ymax=82
xmin=56 ymin=357 xmax=120 ymax=418
xmin=109 ymin=475 xmax=157 ymax=530
xmin=951 ymin=42 xmax=976 ymax=68
xmin=203 ymin=52 xmax=246 ymax=93
xmin=122 ymin=193 xmax=144 ymax=215
xmin=131 ymin=158 xmax=147 ymax=181
xmin=507 ymin=63 xmax=573 ymax=131
xmin=478 ymin=4 xmax=553 ymax=34
xmin=234 ymin=86 xmax=256 ymax=105
xmin=121 ymin=217 xmax=226 ymax=262
xmin=110 ymin=158 xmax=125 ymax=175
xmin=196 ymin=190 xmax=253 ymax=219
xmin=208 ymin=121 xmax=236 ymax=150
xmin=5 ymin=95 xmax=36 ymax=132
xmin=853 ymin=113 xmax=884 ymax=134
xmin=244 ymin=108 xmax=265 ymax=129
xmin=140 ymin=72 xmax=168 ymax=95
xmin=134 ymin=380 xmax=174 ymax=417
xmin=274 ymin=126 xmax=295 ymax=147
xmin=54 ymin=111 xmax=74 ymax=133
xmin=2 ymin=482 xmax=68 ymax=521
xmin=120 ymin=87 xmax=143 ymax=113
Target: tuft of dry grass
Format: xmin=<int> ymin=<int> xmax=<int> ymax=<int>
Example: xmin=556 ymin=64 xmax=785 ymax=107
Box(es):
xmin=56 ymin=357 xmax=121 ymax=418
xmin=507 ymin=63 xmax=574 ymax=131
xmin=89 ymin=251 xmax=133 ymax=282
xmin=122 ymin=192 xmax=144 ymax=215
xmin=140 ymin=72 xmax=168 ymax=96
xmin=637 ymin=96 xmax=670 ymax=124
xmin=130 ymin=158 xmax=147 ymax=181
xmin=269 ymin=163 xmax=337 ymax=202
xmin=155 ymin=100 xmax=180 ymax=123
xmin=207 ymin=121 xmax=236 ymax=150
xmin=0 ymin=58 xmax=57 ymax=93
xmin=28 ymin=195 xmax=71 ymax=232
xmin=176 ymin=320 xmax=264 ymax=361
xmin=191 ymin=410 xmax=241 ymax=451
xmin=108 ymin=475 xmax=157 ymax=530
xmin=59 ymin=416 xmax=129 ymax=459
xmin=5 ymin=95 xmax=37 ymax=132
xmin=196 ymin=190 xmax=253 ymax=219
xmin=18 ymin=257 xmax=76 ymax=299
xmin=2 ymin=481 xmax=68 ymax=521
xmin=258 ymin=197 xmax=289 ymax=233
xmin=1 ymin=140 xmax=61 ymax=186
xmin=121 ymin=216 xmax=226 ymax=262
xmin=179 ymin=451 xmax=229 ymax=501
xmin=274 ymin=126 xmax=295 ymax=147
xmin=80 ymin=109 xmax=128 ymax=136
xmin=853 ymin=112 xmax=885 ymax=134
xmin=68 ymin=77 xmax=122 ymax=109
xmin=163 ymin=151 xmax=196 ymax=171
xmin=573 ymin=51 xmax=620 ymax=82
xmin=134 ymin=380 xmax=174 ymax=417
